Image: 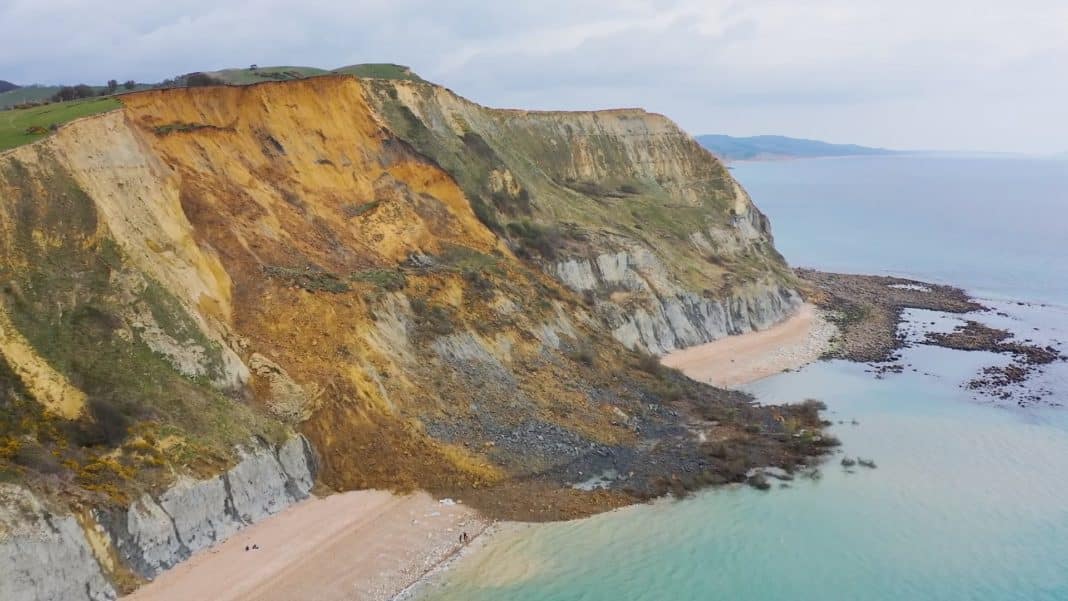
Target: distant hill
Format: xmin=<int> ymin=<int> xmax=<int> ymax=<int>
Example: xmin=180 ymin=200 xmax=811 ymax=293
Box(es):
xmin=199 ymin=66 xmax=330 ymax=85
xmin=0 ymin=85 xmax=112 ymax=109
xmin=0 ymin=80 xmax=19 ymax=93
xmin=697 ymin=134 xmax=897 ymax=161
xmin=191 ymin=63 xmax=424 ymax=86
xmin=0 ymin=86 xmax=68 ymax=109
xmin=331 ymin=64 xmax=424 ymax=81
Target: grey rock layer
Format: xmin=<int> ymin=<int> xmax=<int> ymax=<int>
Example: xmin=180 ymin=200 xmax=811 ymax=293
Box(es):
xmin=102 ymin=435 xmax=318 ymax=579
xmin=0 ymin=435 xmax=317 ymax=600
xmin=553 ymin=250 xmax=801 ymax=355
xmin=0 ymin=485 xmax=116 ymax=601
xmin=606 ymin=284 xmax=802 ymax=355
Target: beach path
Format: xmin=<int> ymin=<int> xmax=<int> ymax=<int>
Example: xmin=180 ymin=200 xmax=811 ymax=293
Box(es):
xmin=661 ymin=303 xmax=833 ymax=387
xmin=123 ymin=490 xmax=484 ymax=601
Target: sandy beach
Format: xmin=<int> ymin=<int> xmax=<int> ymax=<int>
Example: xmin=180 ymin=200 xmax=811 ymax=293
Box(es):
xmin=661 ymin=303 xmax=835 ymax=387
xmin=122 ymin=306 xmax=830 ymax=601
xmin=123 ymin=490 xmax=487 ymax=601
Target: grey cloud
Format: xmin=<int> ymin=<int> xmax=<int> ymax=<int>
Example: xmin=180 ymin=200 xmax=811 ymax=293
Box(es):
xmin=1 ymin=0 xmax=1065 ymax=153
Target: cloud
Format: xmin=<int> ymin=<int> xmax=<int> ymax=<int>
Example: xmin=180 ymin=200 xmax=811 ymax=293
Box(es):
xmin=2 ymin=0 xmax=1066 ymax=152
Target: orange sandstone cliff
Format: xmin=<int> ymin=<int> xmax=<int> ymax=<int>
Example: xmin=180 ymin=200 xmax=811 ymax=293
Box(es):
xmin=0 ymin=75 xmax=825 ymax=599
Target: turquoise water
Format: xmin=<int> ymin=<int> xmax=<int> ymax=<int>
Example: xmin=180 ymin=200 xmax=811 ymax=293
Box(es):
xmin=417 ymin=157 xmax=1068 ymax=601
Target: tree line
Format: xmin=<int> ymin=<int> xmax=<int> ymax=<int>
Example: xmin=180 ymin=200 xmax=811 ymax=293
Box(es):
xmin=50 ymin=79 xmax=137 ymax=102
xmin=48 ymin=72 xmax=224 ymax=103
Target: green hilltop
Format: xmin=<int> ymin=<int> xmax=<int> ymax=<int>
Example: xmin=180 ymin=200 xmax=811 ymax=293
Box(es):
xmin=0 ymin=64 xmax=423 ymax=151
xmin=697 ymin=134 xmax=897 ymax=161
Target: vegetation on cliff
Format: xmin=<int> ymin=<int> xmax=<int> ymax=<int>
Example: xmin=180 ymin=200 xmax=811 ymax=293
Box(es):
xmin=0 ymin=74 xmax=828 ymax=533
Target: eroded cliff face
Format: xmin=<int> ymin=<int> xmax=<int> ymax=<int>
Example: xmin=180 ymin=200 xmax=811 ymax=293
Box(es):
xmin=0 ymin=75 xmax=821 ymax=598
xmin=360 ymin=79 xmax=797 ymax=353
xmin=0 ymin=435 xmax=314 ymax=600
xmin=551 ymin=249 xmax=800 ymax=354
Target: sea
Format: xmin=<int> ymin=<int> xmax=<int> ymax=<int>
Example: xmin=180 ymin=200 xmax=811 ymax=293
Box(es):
xmin=414 ymin=155 xmax=1068 ymax=601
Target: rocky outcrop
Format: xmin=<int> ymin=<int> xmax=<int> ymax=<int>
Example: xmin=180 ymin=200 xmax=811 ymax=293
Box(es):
xmin=249 ymin=353 xmax=314 ymax=423
xmin=100 ymin=435 xmax=316 ymax=580
xmin=0 ymin=485 xmax=116 ymax=601
xmin=0 ymin=435 xmax=316 ymax=600
xmin=553 ymin=249 xmax=801 ymax=354
xmin=604 ymin=284 xmax=801 ymax=355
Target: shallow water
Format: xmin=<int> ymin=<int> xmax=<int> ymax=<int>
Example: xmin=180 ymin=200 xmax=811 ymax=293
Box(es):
xmin=415 ymin=157 xmax=1068 ymax=601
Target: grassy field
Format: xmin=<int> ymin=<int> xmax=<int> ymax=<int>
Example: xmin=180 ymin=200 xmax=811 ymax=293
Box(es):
xmin=332 ymin=63 xmax=425 ymax=81
xmin=0 ymin=62 xmax=421 ymax=151
xmin=0 ymin=96 xmax=121 ymax=151
xmin=209 ymin=64 xmax=425 ymax=83
xmin=0 ymin=64 xmax=422 ymax=112
xmin=206 ymin=65 xmax=329 ymax=85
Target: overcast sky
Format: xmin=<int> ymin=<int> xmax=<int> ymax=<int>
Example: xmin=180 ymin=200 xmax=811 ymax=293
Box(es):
xmin=3 ymin=0 xmax=1066 ymax=153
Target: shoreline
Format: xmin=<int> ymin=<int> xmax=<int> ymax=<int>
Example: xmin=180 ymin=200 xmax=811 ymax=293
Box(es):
xmin=661 ymin=303 xmax=835 ymax=388
xmin=398 ymin=303 xmax=837 ymax=598
xmin=122 ymin=490 xmax=488 ymax=601
xmin=122 ymin=303 xmax=838 ymax=601
xmin=799 ymin=270 xmax=1065 ymax=404
xmin=392 ymin=521 xmax=514 ymax=601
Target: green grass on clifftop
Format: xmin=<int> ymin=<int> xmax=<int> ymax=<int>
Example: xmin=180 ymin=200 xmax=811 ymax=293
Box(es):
xmin=332 ymin=63 xmax=425 ymax=81
xmin=206 ymin=63 xmax=424 ymax=84
xmin=0 ymin=97 xmax=120 ymax=151
xmin=205 ymin=66 xmax=330 ymax=85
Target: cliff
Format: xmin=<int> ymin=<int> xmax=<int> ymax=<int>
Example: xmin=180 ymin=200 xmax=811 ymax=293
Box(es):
xmin=1 ymin=435 xmax=315 ymax=600
xmin=0 ymin=74 xmax=822 ymax=598
xmin=361 ymin=79 xmax=798 ymax=353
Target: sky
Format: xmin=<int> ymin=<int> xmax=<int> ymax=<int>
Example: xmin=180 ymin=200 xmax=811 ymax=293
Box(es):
xmin=3 ymin=0 xmax=1067 ymax=154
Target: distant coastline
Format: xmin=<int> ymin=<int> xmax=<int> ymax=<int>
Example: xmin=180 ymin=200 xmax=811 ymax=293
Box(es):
xmin=696 ymin=134 xmax=898 ymax=162
xmin=698 ymin=135 xmax=1065 ymax=162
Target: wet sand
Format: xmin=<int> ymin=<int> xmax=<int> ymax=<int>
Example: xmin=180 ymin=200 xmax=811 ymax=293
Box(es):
xmin=661 ymin=303 xmax=834 ymax=387
xmin=123 ymin=490 xmax=487 ymax=601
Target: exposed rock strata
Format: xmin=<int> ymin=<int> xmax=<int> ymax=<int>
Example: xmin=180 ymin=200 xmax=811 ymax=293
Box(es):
xmin=554 ymin=250 xmax=800 ymax=353
xmin=0 ymin=75 xmax=827 ymax=598
xmin=0 ymin=485 xmax=116 ymax=601
xmin=0 ymin=435 xmax=315 ymax=599
xmin=362 ymin=78 xmax=800 ymax=355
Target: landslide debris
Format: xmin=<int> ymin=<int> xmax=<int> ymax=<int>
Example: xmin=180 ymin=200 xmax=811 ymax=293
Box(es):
xmin=0 ymin=76 xmax=832 ymax=529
